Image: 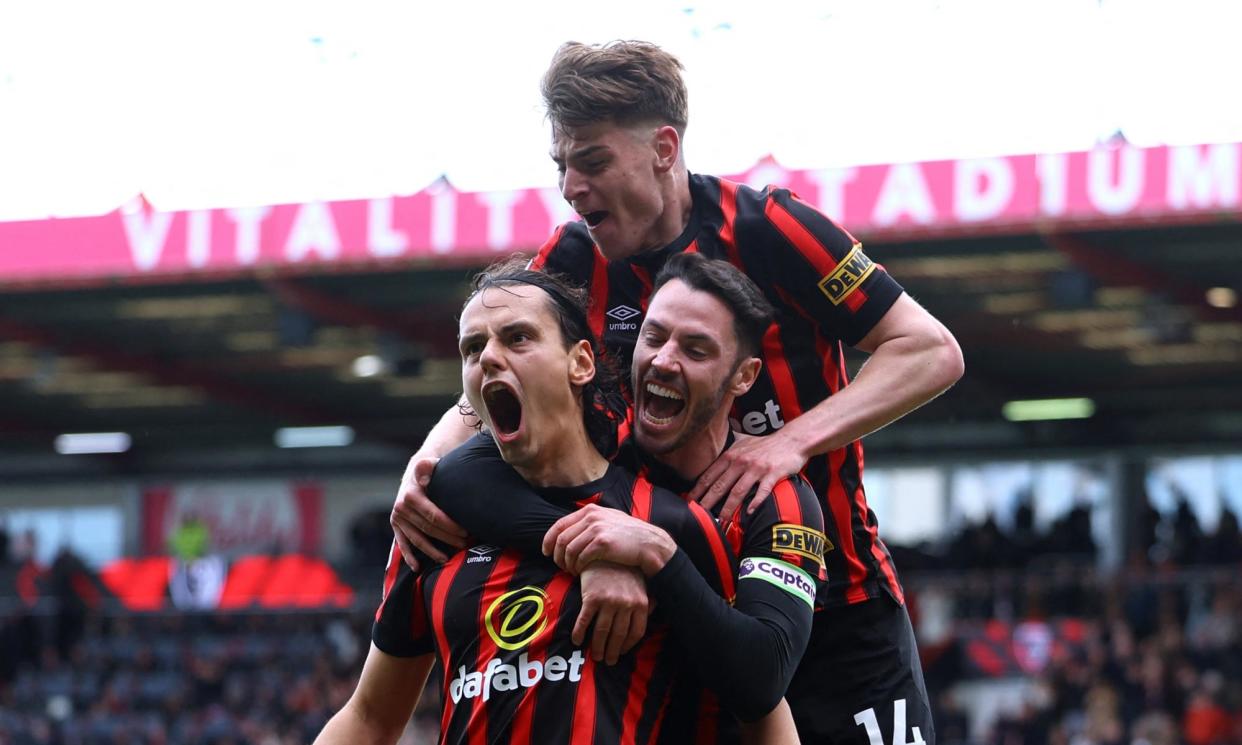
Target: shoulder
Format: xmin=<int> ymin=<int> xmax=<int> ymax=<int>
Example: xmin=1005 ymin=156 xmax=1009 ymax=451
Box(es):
xmin=530 ymin=221 xmax=597 ymax=277
xmin=743 ymin=475 xmax=826 ymax=536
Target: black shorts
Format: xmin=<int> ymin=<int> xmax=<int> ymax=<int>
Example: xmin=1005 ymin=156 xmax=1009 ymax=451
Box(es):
xmin=786 ymin=595 xmax=935 ymax=745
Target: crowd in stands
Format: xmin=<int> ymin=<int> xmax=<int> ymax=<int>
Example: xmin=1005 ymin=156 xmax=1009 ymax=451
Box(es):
xmin=908 ymin=499 xmax=1242 ymax=745
xmin=0 ymin=609 xmax=439 ymax=745
xmin=1 ymin=496 xmax=1239 ymax=744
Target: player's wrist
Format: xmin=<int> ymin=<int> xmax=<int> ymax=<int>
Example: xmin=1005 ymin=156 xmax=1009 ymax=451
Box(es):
xmin=639 ymin=530 xmax=677 ymax=576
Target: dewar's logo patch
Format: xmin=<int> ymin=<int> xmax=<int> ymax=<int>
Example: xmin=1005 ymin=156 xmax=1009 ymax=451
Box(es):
xmin=817 ymin=243 xmax=876 ymax=305
xmin=771 ymin=523 xmax=830 ymax=568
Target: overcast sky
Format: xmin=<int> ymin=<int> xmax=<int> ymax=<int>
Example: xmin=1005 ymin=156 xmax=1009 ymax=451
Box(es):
xmin=1 ymin=0 xmax=1238 ymax=221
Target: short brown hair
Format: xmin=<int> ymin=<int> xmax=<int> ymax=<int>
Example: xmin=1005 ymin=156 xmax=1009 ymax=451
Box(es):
xmin=651 ymin=253 xmax=774 ymax=359
xmin=541 ymin=40 xmax=688 ymax=135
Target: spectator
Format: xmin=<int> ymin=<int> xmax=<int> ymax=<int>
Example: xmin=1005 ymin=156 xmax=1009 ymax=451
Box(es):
xmin=1204 ymin=508 xmax=1242 ymax=566
xmin=169 ymin=512 xmax=210 ymax=562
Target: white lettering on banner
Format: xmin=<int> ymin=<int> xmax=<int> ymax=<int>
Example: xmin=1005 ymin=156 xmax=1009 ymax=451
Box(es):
xmin=808 ymin=167 xmax=858 ymax=221
xmin=367 ymin=197 xmax=408 ymax=258
xmin=449 ymin=651 xmax=586 ymax=703
xmin=954 ymin=157 xmax=1014 ymax=222
xmin=122 ymin=209 xmax=174 ymax=271
xmin=1087 ymin=146 xmax=1144 ymax=215
xmin=480 ymin=190 xmax=520 ymax=250
xmin=430 ymin=185 xmax=456 ymax=254
xmin=187 ymin=210 xmax=212 ymax=268
xmin=227 ymin=207 xmax=271 ymax=266
xmin=872 ymin=163 xmax=936 ymax=226
xmin=745 ymin=162 xmax=790 ymax=192
xmin=285 ymin=202 xmax=341 ymax=262
xmin=1036 ymin=152 xmax=1069 ymax=217
xmin=1167 ymin=143 xmax=1240 ymax=210
xmin=537 ymin=187 xmax=578 ymax=228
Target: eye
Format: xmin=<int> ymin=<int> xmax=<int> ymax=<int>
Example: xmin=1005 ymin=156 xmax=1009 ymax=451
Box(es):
xmin=686 ymin=347 xmax=708 ymax=361
xmin=461 ymin=341 xmax=482 ymax=358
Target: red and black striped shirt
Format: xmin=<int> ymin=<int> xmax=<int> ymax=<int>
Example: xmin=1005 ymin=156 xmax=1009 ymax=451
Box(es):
xmin=374 ymin=461 xmax=737 ymax=745
xmin=531 ymin=173 xmax=906 ymax=609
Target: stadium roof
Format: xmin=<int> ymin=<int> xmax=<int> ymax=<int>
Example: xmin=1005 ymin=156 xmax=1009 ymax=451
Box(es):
xmin=2 ymin=148 xmax=1240 ymax=479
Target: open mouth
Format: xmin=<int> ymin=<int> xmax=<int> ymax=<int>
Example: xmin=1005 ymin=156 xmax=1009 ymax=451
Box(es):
xmin=640 ymin=381 xmax=685 ymax=425
xmin=582 ymin=210 xmax=608 ymax=228
xmin=482 ymin=382 xmax=523 ymax=441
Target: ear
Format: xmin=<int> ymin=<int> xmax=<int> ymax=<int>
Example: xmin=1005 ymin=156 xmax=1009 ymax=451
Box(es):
xmin=728 ymin=357 xmax=762 ymax=397
xmin=567 ymin=339 xmax=597 ymax=387
xmin=652 ymin=125 xmax=681 ymax=174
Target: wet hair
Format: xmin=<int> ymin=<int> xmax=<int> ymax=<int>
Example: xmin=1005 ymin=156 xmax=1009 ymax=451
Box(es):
xmin=459 ymin=256 xmax=626 ymax=456
xmin=541 ymin=40 xmax=688 ymax=136
xmin=650 ymin=253 xmax=774 ymax=359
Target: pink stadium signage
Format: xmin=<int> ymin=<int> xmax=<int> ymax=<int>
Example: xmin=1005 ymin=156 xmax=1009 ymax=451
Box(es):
xmin=1 ymin=142 xmax=1238 ymax=283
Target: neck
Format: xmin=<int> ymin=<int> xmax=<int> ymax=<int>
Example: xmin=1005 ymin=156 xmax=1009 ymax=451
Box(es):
xmin=654 ymin=413 xmax=730 ymax=482
xmin=514 ymin=425 xmax=610 ymax=488
xmin=647 ymin=166 xmax=693 ymax=249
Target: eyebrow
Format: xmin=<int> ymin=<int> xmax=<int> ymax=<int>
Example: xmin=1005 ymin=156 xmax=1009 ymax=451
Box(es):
xmin=500 ymin=319 xmax=540 ymax=337
xmin=644 ymin=319 xmax=720 ymax=349
xmin=551 ymin=144 xmax=609 ymax=165
xmin=458 ymin=319 xmax=540 ymax=347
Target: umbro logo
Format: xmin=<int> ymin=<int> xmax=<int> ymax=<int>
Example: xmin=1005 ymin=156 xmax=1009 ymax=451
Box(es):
xmin=467 ymin=545 xmax=498 ymax=564
xmin=606 ymin=305 xmax=641 ymax=322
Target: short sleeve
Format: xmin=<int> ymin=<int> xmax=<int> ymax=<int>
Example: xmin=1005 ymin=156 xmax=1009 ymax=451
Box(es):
xmin=739 ymin=186 xmax=904 ymax=347
xmin=735 ymin=476 xmax=829 ymax=609
xmin=371 ymin=541 xmax=434 ymax=657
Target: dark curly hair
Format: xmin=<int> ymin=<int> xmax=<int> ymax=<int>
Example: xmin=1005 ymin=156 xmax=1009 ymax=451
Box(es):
xmin=457 ymin=256 xmax=627 ymax=457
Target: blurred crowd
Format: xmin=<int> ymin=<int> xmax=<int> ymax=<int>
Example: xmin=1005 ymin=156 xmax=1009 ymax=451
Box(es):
xmin=905 ymin=498 xmax=1242 ymax=745
xmin=1 ymin=497 xmax=1239 ymax=744
xmin=0 ymin=612 xmax=437 ymax=745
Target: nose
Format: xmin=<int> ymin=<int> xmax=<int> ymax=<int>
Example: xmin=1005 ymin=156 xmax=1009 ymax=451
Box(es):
xmin=561 ymin=167 xmax=588 ymax=203
xmin=478 ymin=337 xmax=505 ymax=372
xmin=649 ymin=341 xmax=678 ymax=376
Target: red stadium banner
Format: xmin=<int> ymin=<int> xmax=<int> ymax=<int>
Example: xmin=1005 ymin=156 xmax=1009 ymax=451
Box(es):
xmin=1 ymin=142 xmax=1239 ymax=284
xmin=142 ymin=480 xmax=322 ymax=557
xmin=97 ymin=554 xmax=354 ymax=611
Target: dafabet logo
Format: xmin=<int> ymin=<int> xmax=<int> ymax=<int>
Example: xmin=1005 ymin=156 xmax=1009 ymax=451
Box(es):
xmin=450 ymin=585 xmax=585 ymax=704
xmin=484 ymin=586 xmax=550 ymax=651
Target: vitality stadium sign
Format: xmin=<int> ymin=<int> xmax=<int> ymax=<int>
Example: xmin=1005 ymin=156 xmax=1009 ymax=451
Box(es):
xmin=1 ymin=142 xmax=1239 ymax=284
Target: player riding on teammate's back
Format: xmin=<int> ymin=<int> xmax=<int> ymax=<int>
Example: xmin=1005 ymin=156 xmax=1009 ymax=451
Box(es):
xmin=392 ymin=41 xmax=964 ymax=744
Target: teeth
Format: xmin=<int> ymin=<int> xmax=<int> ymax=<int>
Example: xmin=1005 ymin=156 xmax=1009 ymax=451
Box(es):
xmin=641 ymin=409 xmax=675 ymax=426
xmin=646 ymin=383 xmax=682 ymax=400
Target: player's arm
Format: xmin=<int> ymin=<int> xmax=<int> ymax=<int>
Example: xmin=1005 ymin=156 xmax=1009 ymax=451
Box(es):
xmin=692 ymin=189 xmax=963 ymax=516
xmin=390 ymin=397 xmax=475 ymax=566
xmin=429 ymin=433 xmax=573 ymax=551
xmin=313 ymin=643 xmax=432 ymax=745
xmin=545 ymin=479 xmax=825 ymax=721
xmin=740 ymin=699 xmax=801 ymax=745
xmin=431 ymin=436 xmax=654 ymax=665
xmin=318 ymin=545 xmax=436 ymax=744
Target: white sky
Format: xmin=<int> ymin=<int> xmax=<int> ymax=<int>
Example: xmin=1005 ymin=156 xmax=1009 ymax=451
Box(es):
xmin=1 ymin=0 xmax=1239 ymax=221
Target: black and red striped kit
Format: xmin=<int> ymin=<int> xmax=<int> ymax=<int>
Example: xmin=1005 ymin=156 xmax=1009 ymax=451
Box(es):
xmin=529 ymin=175 xmax=937 ymax=744
xmin=373 ymin=460 xmax=738 ymax=745
xmin=531 ymin=173 xmax=904 ymax=611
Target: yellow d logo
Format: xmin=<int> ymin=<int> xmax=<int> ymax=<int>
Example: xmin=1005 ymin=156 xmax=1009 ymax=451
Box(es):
xmin=484 ymin=586 xmax=550 ymax=651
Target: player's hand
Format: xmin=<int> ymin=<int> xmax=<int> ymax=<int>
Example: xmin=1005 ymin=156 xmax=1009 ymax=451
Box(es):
xmin=390 ymin=452 xmax=469 ymax=569
xmin=688 ymin=431 xmax=808 ymax=520
xmin=543 ymin=505 xmax=674 ymax=576
xmin=574 ymin=562 xmax=650 ymax=665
